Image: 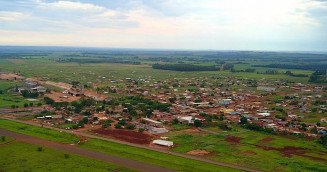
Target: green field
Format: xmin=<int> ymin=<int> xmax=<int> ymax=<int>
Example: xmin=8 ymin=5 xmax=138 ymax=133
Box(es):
xmin=163 ymin=131 xmax=327 ymax=172
xmin=0 ymin=119 xmax=80 ymax=144
xmin=0 ymin=80 xmax=43 ymax=108
xmin=0 ymin=119 xmax=241 ymax=172
xmin=79 ymin=138 xmax=241 ymax=172
xmin=0 ymin=142 xmax=136 ymax=172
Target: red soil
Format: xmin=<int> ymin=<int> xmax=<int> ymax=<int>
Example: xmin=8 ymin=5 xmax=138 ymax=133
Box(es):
xmin=226 ymin=136 xmax=243 ymax=144
xmin=259 ymin=137 xmax=275 ymax=143
xmin=257 ymin=145 xmax=326 ymax=161
xmin=93 ymin=128 xmax=153 ymax=144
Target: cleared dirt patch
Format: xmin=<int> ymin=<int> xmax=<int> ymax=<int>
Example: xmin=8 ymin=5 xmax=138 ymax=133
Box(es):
xmin=7 ymin=59 xmax=25 ymax=64
xmin=187 ymin=149 xmax=210 ymax=156
xmin=93 ymin=128 xmax=153 ymax=144
xmin=257 ymin=145 xmax=327 ymax=161
xmin=226 ymin=136 xmax=243 ymax=144
xmin=45 ymin=91 xmax=80 ymax=103
xmin=259 ymin=137 xmax=275 ymax=144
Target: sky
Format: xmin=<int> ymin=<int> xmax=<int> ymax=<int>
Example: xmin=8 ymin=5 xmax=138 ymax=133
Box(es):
xmin=0 ymin=0 xmax=327 ymax=51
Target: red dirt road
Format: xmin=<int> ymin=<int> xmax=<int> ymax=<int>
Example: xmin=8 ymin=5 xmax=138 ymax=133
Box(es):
xmin=0 ymin=128 xmax=176 ymax=172
xmin=93 ymin=128 xmax=153 ymax=144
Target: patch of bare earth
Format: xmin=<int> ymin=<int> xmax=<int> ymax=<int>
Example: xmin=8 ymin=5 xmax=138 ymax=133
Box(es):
xmin=7 ymin=59 xmax=25 ymax=64
xmin=238 ymin=150 xmax=257 ymax=156
xmin=259 ymin=137 xmax=275 ymax=144
xmin=257 ymin=145 xmax=327 ymax=161
xmin=226 ymin=136 xmax=243 ymax=144
xmin=93 ymin=128 xmax=153 ymax=144
xmin=187 ymin=149 xmax=210 ymax=156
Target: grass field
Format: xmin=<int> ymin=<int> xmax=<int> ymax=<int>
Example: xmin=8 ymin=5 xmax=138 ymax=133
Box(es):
xmin=163 ymin=131 xmax=327 ymax=172
xmin=79 ymin=138 xmax=241 ymax=172
xmin=0 ymin=142 xmax=137 ymax=172
xmin=0 ymin=80 xmax=43 ymax=108
xmin=0 ymin=119 xmax=241 ymax=172
xmin=0 ymin=119 xmax=80 ymax=144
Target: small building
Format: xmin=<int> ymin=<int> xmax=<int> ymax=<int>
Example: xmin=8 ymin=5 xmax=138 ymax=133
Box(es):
xmin=143 ymin=118 xmax=163 ymax=127
xmin=152 ymin=139 xmax=174 ymax=147
xmin=257 ymin=113 xmax=271 ymax=117
xmin=148 ymin=127 xmax=169 ymax=134
xmin=23 ymin=81 xmax=37 ymax=90
xmin=257 ymin=86 xmax=276 ymax=92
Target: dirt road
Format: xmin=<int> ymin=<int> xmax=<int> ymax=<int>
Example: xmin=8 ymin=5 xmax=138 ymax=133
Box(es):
xmin=0 ymin=128 xmax=176 ymax=172
xmin=0 ymin=117 xmax=262 ymax=172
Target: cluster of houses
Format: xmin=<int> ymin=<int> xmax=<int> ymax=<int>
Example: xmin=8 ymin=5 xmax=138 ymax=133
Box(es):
xmin=2 ymin=72 xmax=327 ymax=147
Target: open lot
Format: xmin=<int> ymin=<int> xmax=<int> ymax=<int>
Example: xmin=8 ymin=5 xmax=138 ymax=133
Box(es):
xmin=163 ymin=130 xmax=327 ymax=172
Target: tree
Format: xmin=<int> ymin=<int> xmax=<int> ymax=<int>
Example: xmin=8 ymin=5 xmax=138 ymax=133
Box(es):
xmin=24 ymin=103 xmax=28 ymax=108
xmin=37 ymin=147 xmax=43 ymax=152
xmin=240 ymin=116 xmax=248 ymax=124
xmin=171 ymin=118 xmax=179 ymax=124
xmin=44 ymin=97 xmax=54 ymax=105
xmin=318 ymin=135 xmax=327 ymax=146
xmin=11 ymin=105 xmax=15 ymax=109
xmin=194 ymin=120 xmax=202 ymax=127
xmin=138 ymin=128 xmax=144 ymax=132
xmin=1 ymin=136 xmax=5 ymax=142
xmin=115 ymin=124 xmax=122 ymax=129
xmin=82 ymin=117 xmax=88 ymax=124
xmin=126 ymin=124 xmax=135 ymax=130
xmin=169 ymin=97 xmax=177 ymax=103
xmin=37 ymin=102 xmax=42 ymax=106
xmin=29 ymin=103 xmax=33 ymax=107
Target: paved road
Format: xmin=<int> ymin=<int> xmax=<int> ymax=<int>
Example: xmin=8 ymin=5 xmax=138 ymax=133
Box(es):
xmin=0 ymin=128 xmax=176 ymax=172
xmin=0 ymin=116 xmax=262 ymax=172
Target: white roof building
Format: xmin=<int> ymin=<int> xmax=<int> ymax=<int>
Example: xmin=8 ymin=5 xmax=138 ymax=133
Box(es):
xmin=153 ymin=140 xmax=174 ymax=147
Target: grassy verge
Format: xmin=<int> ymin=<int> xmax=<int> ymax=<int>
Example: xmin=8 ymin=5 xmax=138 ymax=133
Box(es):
xmin=0 ymin=136 xmax=14 ymax=145
xmin=0 ymin=119 xmax=80 ymax=144
xmin=0 ymin=142 xmax=137 ymax=172
xmin=78 ymin=138 xmax=241 ymax=172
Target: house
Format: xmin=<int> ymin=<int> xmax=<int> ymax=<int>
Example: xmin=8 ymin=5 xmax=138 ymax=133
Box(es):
xmin=148 ymin=127 xmax=169 ymax=134
xmin=257 ymin=86 xmax=276 ymax=92
xmin=143 ymin=118 xmax=163 ymax=127
xmin=179 ymin=116 xmax=201 ymax=124
xmin=83 ymin=90 xmax=111 ymax=101
xmin=23 ymin=81 xmax=38 ymax=90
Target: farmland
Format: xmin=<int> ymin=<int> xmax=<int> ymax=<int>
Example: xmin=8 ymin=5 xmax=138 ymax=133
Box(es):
xmin=0 ymin=47 xmax=327 ymax=171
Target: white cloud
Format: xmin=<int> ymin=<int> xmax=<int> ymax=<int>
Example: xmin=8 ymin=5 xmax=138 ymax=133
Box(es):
xmin=38 ymin=0 xmax=105 ymax=11
xmin=0 ymin=11 xmax=25 ymax=21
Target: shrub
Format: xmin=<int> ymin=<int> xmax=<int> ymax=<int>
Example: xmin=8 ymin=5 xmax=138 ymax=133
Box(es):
xmin=37 ymin=147 xmax=43 ymax=152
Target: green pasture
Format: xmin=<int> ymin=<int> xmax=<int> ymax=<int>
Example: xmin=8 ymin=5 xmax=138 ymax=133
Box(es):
xmin=0 ymin=142 xmax=136 ymax=172
xmin=163 ymin=131 xmax=327 ymax=172
xmin=0 ymin=119 xmax=80 ymax=144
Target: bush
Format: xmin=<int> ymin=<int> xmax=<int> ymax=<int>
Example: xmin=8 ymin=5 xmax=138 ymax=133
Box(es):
xmin=114 ymin=124 xmax=122 ymax=129
xmin=64 ymin=154 xmax=70 ymax=159
xmin=1 ymin=136 xmax=5 ymax=142
xmin=126 ymin=124 xmax=135 ymax=130
xmin=194 ymin=120 xmax=202 ymax=127
xmin=37 ymin=147 xmax=43 ymax=152
xmin=138 ymin=128 xmax=144 ymax=132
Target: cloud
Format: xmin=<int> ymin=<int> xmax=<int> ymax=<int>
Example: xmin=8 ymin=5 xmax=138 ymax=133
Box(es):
xmin=38 ymin=0 xmax=105 ymax=11
xmin=0 ymin=0 xmax=326 ymax=51
xmin=0 ymin=11 xmax=25 ymax=21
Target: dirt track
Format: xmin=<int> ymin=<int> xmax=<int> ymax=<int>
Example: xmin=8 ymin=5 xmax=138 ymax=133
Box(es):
xmin=0 ymin=128 xmax=176 ymax=172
